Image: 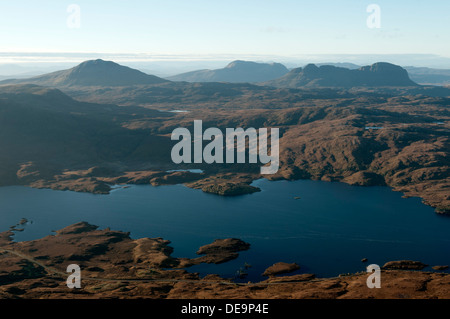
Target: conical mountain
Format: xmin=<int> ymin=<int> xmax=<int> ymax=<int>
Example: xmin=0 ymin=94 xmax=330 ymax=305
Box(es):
xmin=1 ymin=59 xmax=169 ymax=87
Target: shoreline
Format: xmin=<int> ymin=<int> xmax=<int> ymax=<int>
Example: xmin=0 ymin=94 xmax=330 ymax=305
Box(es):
xmin=3 ymin=166 xmax=450 ymax=215
xmin=0 ymin=222 xmax=449 ymax=299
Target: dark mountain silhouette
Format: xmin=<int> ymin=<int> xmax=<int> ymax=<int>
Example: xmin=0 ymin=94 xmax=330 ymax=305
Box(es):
xmin=0 ymin=84 xmax=172 ymax=176
xmin=0 ymin=59 xmax=168 ymax=87
xmin=265 ymin=62 xmax=418 ymax=88
xmin=167 ymin=60 xmax=289 ymax=83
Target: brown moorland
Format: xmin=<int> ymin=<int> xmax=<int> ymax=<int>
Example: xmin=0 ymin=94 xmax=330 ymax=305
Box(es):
xmin=0 ymin=222 xmax=449 ymax=299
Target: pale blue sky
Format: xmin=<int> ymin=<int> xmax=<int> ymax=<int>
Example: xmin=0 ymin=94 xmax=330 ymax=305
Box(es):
xmin=0 ymin=0 xmax=449 ymax=57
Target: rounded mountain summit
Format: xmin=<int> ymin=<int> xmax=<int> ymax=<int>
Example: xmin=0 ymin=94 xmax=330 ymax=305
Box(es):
xmin=3 ymin=59 xmax=168 ymax=87
xmin=167 ymin=60 xmax=289 ymax=83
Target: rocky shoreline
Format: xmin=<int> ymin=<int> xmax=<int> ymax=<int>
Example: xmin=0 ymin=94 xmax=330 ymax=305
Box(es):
xmin=18 ymin=167 xmax=450 ymax=216
xmin=0 ymin=222 xmax=448 ymax=299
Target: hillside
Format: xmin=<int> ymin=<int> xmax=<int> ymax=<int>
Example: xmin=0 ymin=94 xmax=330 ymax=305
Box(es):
xmin=0 ymin=85 xmax=172 ymax=187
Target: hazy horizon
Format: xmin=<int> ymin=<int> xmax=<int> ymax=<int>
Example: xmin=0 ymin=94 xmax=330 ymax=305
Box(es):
xmin=2 ymin=53 xmax=450 ymax=78
xmin=1 ymin=1 xmax=450 ymax=76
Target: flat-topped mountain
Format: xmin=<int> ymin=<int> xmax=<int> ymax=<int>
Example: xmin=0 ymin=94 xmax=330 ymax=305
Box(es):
xmin=1 ymin=59 xmax=168 ymax=87
xmin=265 ymin=62 xmax=418 ymax=88
xmin=167 ymin=60 xmax=289 ymax=83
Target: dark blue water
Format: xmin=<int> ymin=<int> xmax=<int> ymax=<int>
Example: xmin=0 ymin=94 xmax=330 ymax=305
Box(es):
xmin=0 ymin=179 xmax=449 ymax=282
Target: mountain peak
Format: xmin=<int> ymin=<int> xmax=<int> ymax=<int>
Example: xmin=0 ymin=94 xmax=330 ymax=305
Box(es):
xmin=304 ymin=63 xmax=319 ymax=70
xmin=168 ymin=60 xmax=289 ymax=83
xmin=62 ymin=59 xmax=168 ymax=86
xmin=358 ymin=62 xmax=410 ymax=78
xmin=265 ymin=62 xmax=417 ymax=88
xmin=74 ymin=59 xmax=126 ymax=70
xmin=303 ymin=64 xmax=320 ymax=75
xmin=225 ymin=60 xmax=248 ymax=68
xmin=1 ymin=60 xmax=168 ymax=87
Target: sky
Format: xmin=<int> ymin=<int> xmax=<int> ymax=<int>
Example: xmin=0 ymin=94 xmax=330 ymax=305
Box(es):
xmin=0 ymin=1 xmax=449 ymax=62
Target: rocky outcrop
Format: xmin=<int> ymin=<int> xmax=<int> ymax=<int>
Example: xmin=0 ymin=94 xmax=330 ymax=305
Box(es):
xmin=132 ymin=238 xmax=179 ymax=268
xmin=201 ymin=183 xmax=261 ymax=196
xmin=262 ymin=262 xmax=301 ymax=277
xmin=196 ymin=238 xmax=250 ymax=255
xmin=30 ymin=177 xmax=111 ymax=194
xmin=343 ymin=171 xmax=386 ymax=186
xmin=56 ymin=222 xmax=99 ymax=235
xmin=432 ymin=265 xmax=449 ymax=271
xmin=263 ymin=273 xmax=315 ymax=283
xmin=192 ymin=238 xmax=251 ymax=264
xmin=0 ymin=230 xmax=14 ymax=246
xmin=382 ymin=260 xmax=428 ymax=270
xmin=149 ymin=171 xmax=203 ymax=186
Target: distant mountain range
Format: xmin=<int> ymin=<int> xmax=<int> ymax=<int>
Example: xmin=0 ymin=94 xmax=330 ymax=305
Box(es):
xmin=167 ymin=61 xmax=450 ymax=86
xmin=264 ymin=62 xmax=418 ymax=88
xmin=1 ymin=59 xmax=168 ymax=87
xmin=166 ymin=60 xmax=289 ymax=83
xmin=1 ymin=59 xmax=440 ymax=89
xmin=0 ymin=59 xmax=450 ymax=87
xmin=312 ymin=64 xmax=450 ymax=86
